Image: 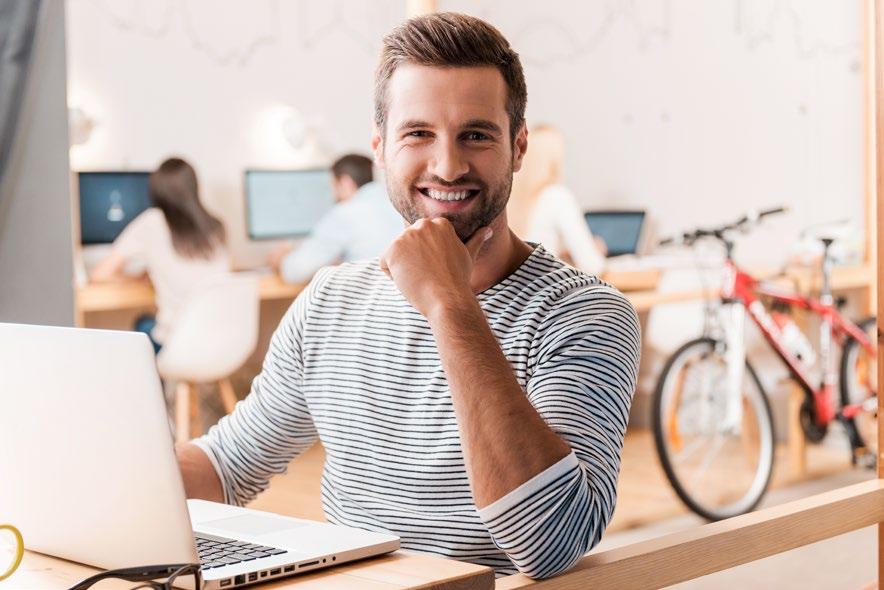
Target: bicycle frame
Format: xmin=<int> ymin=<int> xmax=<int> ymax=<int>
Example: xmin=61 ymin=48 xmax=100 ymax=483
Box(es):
xmin=719 ymin=258 xmax=875 ymax=428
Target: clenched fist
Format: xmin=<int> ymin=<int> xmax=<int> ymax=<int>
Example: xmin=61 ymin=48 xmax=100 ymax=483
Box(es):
xmin=379 ymin=218 xmax=492 ymax=320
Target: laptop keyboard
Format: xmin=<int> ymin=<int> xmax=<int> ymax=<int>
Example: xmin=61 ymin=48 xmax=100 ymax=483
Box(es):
xmin=195 ymin=532 xmax=289 ymax=570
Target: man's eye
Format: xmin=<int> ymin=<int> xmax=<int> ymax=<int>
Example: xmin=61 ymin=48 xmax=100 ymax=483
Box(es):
xmin=464 ymin=131 xmax=490 ymax=141
xmin=406 ymin=130 xmax=430 ymax=138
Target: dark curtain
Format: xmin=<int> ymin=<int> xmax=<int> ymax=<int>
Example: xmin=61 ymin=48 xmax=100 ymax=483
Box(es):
xmin=0 ymin=0 xmax=41 ymax=190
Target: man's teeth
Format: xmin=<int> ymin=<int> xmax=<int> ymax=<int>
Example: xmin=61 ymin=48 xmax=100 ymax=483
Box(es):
xmin=426 ymin=189 xmax=471 ymax=201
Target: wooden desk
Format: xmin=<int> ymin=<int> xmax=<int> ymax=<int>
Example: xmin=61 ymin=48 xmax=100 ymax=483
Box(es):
xmin=74 ymin=264 xmax=874 ymax=320
xmin=10 ymin=548 xmax=493 ymax=590
xmin=75 ymin=275 xmax=306 ymax=326
xmin=75 ymin=271 xmax=666 ymax=321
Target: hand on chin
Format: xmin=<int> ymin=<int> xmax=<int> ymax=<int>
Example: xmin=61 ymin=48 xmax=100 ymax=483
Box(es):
xmin=379 ymin=217 xmax=492 ymax=318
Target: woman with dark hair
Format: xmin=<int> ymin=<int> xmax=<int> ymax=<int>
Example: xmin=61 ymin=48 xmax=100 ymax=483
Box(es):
xmin=91 ymin=157 xmax=230 ymax=352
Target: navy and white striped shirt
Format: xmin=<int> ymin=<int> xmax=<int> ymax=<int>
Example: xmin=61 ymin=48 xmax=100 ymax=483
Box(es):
xmin=196 ymin=245 xmax=640 ymax=578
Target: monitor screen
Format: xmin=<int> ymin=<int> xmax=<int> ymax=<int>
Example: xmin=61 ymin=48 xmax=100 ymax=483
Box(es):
xmin=245 ymin=169 xmax=335 ymax=239
xmin=584 ymin=210 xmax=646 ymax=257
xmin=78 ymin=172 xmax=152 ymax=245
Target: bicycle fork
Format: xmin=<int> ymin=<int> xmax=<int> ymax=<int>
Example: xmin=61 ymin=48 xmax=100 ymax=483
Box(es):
xmin=721 ymin=302 xmax=747 ymax=433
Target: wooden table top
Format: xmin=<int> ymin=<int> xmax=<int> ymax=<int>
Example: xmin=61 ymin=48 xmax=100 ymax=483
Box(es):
xmin=74 ymin=263 xmax=873 ymax=316
xmin=9 ymin=548 xmax=494 ymax=590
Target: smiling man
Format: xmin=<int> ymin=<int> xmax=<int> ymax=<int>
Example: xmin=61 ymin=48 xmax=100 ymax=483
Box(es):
xmin=178 ymin=13 xmax=640 ymax=579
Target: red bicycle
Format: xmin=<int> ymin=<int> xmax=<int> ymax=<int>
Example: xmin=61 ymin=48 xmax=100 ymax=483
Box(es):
xmin=652 ymin=208 xmax=877 ymax=520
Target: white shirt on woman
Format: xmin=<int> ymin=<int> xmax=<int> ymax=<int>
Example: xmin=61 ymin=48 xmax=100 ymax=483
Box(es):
xmin=113 ymin=208 xmax=231 ymax=342
xmin=525 ymin=184 xmax=605 ymax=276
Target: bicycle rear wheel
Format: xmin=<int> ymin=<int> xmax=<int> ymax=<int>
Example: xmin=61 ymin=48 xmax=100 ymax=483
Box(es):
xmin=652 ymin=337 xmax=775 ymax=520
xmin=839 ymin=316 xmax=877 ymax=468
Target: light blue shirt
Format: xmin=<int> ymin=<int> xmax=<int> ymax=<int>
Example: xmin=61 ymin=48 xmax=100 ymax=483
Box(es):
xmin=280 ymin=181 xmax=404 ymax=283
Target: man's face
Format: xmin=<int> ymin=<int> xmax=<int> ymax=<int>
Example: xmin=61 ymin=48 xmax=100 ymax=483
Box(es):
xmin=372 ymin=64 xmax=527 ymax=242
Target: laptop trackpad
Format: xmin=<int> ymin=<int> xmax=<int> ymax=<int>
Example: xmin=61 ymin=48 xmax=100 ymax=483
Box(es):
xmin=203 ymin=514 xmax=308 ymax=537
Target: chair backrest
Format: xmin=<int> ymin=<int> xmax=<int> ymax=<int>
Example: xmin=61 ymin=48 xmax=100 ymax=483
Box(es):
xmin=156 ymin=275 xmax=260 ymax=383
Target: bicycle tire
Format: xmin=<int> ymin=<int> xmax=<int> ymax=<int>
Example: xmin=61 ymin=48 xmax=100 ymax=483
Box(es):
xmin=839 ymin=316 xmax=877 ymax=465
xmin=652 ymin=337 xmax=775 ymax=521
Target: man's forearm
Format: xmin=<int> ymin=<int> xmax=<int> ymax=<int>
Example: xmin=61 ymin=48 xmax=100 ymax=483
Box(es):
xmin=176 ymin=442 xmax=225 ymax=503
xmin=428 ymin=297 xmax=571 ymax=509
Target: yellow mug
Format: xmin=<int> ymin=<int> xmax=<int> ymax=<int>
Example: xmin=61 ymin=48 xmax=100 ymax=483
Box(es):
xmin=0 ymin=524 xmax=23 ymax=581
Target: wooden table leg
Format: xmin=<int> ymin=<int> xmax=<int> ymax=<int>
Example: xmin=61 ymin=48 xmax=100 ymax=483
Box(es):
xmin=218 ymin=378 xmax=239 ymax=415
xmin=175 ymin=381 xmax=190 ymax=443
xmin=788 ymin=380 xmax=807 ymax=480
xmin=189 ymin=383 xmax=201 ymax=439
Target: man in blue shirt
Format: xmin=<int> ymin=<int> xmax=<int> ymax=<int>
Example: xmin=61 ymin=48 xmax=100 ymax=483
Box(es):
xmin=268 ymin=154 xmax=404 ymax=283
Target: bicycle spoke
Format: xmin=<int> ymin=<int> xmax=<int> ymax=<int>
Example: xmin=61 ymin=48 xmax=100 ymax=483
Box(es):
xmin=672 ymin=435 xmax=708 ymax=464
xmin=687 ymin=435 xmax=726 ymax=491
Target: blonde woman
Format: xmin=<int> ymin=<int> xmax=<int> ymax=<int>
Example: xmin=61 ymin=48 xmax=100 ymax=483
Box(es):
xmin=509 ymin=125 xmax=606 ymax=275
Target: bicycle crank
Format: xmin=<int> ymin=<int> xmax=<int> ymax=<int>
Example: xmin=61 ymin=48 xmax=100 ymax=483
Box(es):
xmin=799 ymin=399 xmax=829 ymax=443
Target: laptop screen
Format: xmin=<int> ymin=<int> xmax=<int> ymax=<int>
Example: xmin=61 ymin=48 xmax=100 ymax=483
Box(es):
xmin=583 ymin=210 xmax=646 ymax=257
xmin=245 ymin=169 xmax=335 ymax=240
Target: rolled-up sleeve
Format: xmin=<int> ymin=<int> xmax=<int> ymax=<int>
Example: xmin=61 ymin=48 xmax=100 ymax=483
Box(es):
xmin=193 ymin=268 xmax=334 ymax=505
xmin=477 ymin=285 xmax=640 ymax=578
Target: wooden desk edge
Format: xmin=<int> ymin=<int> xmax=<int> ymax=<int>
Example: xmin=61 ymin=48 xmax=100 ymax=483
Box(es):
xmin=13 ymin=549 xmax=494 ymax=590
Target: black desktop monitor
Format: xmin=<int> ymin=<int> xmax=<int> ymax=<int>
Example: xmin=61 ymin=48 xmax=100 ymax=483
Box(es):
xmin=244 ymin=169 xmax=335 ymax=240
xmin=78 ymin=171 xmax=152 ymax=245
xmin=584 ymin=210 xmax=646 ymax=257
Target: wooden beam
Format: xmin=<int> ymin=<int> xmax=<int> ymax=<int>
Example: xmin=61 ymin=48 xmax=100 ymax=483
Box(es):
xmin=495 ymin=480 xmax=884 ymax=590
xmin=867 ymin=0 xmax=877 ymax=275
xmin=874 ymin=0 xmax=884 ymax=587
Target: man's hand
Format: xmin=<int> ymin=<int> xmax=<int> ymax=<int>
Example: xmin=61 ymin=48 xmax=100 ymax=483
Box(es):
xmin=379 ymin=218 xmax=492 ymax=318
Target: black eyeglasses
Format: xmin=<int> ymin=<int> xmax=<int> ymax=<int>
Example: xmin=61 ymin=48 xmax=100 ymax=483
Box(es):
xmin=68 ymin=563 xmax=202 ymax=590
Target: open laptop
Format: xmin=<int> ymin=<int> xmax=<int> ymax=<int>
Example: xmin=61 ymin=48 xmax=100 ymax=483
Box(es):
xmin=583 ymin=210 xmax=649 ymax=258
xmin=0 ymin=323 xmax=399 ymax=589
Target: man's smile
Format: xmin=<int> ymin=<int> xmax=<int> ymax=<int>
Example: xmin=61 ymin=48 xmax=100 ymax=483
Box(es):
xmin=415 ymin=185 xmax=481 ymax=213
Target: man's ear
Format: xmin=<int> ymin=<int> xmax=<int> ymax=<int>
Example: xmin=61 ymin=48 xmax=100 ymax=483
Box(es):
xmin=511 ymin=122 xmax=528 ymax=173
xmin=371 ymin=122 xmax=385 ymax=169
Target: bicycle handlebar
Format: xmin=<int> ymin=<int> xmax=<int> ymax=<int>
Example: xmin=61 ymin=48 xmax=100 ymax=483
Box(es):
xmin=658 ymin=206 xmax=787 ymax=248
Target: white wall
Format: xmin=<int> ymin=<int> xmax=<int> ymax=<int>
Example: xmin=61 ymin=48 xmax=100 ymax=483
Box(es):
xmin=66 ymin=0 xmax=863 ymax=268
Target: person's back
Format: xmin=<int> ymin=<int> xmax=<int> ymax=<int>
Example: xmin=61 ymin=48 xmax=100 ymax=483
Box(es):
xmin=91 ymin=158 xmax=230 ymax=347
xmin=315 ymin=180 xmax=402 ymax=261
xmin=273 ymin=155 xmax=403 ymax=283
xmin=114 ymin=208 xmax=229 ymax=342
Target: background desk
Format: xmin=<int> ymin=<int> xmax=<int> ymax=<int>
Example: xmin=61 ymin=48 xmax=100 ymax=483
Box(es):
xmin=74 ymin=264 xmax=875 ymax=322
xmin=10 ymin=549 xmax=493 ymax=589
xmin=74 ymin=275 xmax=306 ymax=326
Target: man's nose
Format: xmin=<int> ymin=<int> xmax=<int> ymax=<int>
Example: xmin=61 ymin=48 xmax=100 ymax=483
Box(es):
xmin=428 ymin=138 xmax=469 ymax=181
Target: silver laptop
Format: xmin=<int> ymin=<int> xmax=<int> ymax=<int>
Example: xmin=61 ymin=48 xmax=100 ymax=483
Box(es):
xmin=0 ymin=322 xmax=399 ymax=589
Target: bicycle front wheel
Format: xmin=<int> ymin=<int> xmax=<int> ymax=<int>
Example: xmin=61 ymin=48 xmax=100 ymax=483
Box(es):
xmin=652 ymin=337 xmax=775 ymax=520
xmin=839 ymin=316 xmax=877 ymax=467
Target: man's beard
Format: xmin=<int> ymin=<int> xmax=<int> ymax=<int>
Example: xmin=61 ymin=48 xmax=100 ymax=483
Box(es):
xmin=386 ymin=172 xmax=513 ymax=242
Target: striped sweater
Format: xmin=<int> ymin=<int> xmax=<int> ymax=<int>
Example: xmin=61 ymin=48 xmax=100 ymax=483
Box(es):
xmin=195 ymin=245 xmax=640 ymax=578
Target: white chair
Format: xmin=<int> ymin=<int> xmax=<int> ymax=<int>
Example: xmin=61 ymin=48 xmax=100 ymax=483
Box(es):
xmin=156 ymin=275 xmax=260 ymax=443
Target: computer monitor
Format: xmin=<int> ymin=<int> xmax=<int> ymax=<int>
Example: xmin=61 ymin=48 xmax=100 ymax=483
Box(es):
xmin=584 ymin=210 xmax=647 ymax=257
xmin=78 ymin=171 xmax=152 ymax=245
xmin=245 ymin=169 xmax=335 ymax=240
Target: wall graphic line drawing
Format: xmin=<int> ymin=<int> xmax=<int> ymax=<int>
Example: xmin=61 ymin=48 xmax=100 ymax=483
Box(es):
xmin=85 ymin=0 xmax=280 ymax=67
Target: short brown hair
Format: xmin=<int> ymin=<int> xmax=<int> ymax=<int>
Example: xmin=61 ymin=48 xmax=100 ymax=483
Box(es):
xmin=374 ymin=12 xmax=527 ymax=142
xmin=332 ymin=154 xmax=373 ymax=188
